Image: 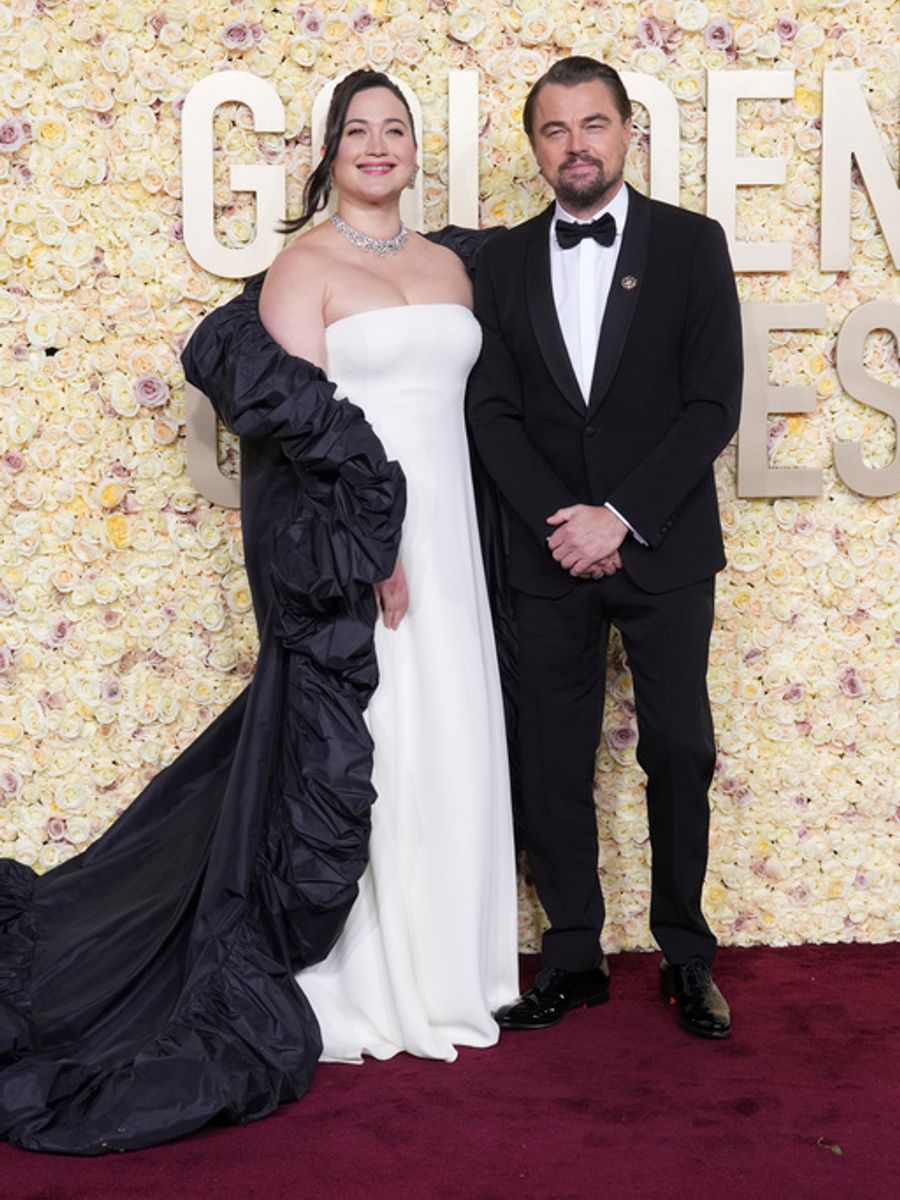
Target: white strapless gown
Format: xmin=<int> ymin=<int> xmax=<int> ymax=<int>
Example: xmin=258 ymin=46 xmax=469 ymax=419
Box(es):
xmin=298 ymin=304 xmax=519 ymax=1063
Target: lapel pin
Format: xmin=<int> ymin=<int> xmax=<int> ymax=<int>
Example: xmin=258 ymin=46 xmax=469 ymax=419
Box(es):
xmin=620 ymin=275 xmax=638 ymax=290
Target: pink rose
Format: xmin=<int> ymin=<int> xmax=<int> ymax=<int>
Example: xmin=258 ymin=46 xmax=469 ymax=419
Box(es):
xmin=705 ymin=18 xmax=734 ymax=49
xmin=637 ymin=17 xmax=665 ymax=48
xmin=767 ymin=416 xmax=787 ymax=452
xmin=302 ymin=12 xmax=323 ymax=36
xmin=839 ymin=668 xmax=865 ymax=698
xmin=47 ymin=619 xmax=72 ymax=646
xmin=0 ymin=119 xmax=28 ymax=154
xmin=47 ymin=816 xmax=68 ymax=841
xmin=351 ymin=7 xmax=375 ymax=33
xmin=775 ymin=16 xmax=798 ymax=41
xmin=605 ymin=724 xmax=638 ymax=752
xmin=221 ymin=21 xmax=254 ymax=50
xmin=0 ymin=768 xmax=22 ymax=795
xmin=133 ymin=374 xmax=171 ymax=408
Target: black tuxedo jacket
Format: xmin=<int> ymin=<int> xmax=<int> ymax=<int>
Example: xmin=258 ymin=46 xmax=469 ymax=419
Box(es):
xmin=467 ymin=185 xmax=743 ymax=597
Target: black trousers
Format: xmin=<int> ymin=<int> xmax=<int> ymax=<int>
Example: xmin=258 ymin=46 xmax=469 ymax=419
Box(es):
xmin=515 ymin=570 xmax=718 ymax=974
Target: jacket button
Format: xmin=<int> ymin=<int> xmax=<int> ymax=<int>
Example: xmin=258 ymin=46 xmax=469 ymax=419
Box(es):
xmin=585 ymin=427 xmax=597 ymax=438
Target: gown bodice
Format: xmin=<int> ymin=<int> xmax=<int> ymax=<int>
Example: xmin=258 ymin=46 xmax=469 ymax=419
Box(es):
xmin=324 ymin=303 xmax=481 ymax=410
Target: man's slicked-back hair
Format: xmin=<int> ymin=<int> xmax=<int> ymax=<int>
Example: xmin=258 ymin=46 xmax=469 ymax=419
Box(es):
xmin=523 ymin=57 xmax=632 ymax=141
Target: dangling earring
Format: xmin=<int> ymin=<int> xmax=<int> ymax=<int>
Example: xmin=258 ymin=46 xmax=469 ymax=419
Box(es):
xmin=407 ymin=164 xmax=419 ymax=189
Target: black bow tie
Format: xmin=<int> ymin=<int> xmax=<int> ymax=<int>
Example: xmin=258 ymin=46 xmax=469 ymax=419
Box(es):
xmin=555 ymin=213 xmax=616 ymax=250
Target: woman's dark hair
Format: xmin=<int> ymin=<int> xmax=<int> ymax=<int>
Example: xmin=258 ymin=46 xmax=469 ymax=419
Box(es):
xmin=523 ymin=57 xmax=632 ymax=141
xmin=280 ymin=70 xmax=417 ymax=235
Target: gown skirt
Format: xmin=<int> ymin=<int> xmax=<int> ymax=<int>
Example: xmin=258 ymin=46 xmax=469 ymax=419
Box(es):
xmin=300 ymin=304 xmax=518 ymax=1062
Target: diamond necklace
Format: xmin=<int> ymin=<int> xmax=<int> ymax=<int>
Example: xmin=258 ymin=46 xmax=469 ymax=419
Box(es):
xmin=331 ymin=212 xmax=409 ymax=257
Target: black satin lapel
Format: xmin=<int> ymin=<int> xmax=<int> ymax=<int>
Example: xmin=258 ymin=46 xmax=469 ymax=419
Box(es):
xmin=525 ymin=208 xmax=585 ymax=417
xmin=588 ymin=187 xmax=651 ymax=411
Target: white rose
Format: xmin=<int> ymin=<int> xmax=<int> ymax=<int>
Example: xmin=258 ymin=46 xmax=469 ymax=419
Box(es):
xmin=796 ymin=23 xmax=826 ymax=49
xmin=449 ymin=8 xmax=486 ymax=43
xmin=26 ymin=311 xmax=59 ymax=348
xmin=675 ymin=1 xmax=710 ymax=32
xmin=19 ymin=42 xmax=47 ymax=71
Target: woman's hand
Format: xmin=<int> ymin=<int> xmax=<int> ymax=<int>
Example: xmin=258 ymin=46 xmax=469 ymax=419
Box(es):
xmin=374 ymin=559 xmax=409 ymax=630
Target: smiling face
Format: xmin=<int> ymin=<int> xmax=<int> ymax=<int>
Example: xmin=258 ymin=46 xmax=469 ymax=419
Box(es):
xmin=330 ymin=86 xmax=417 ymax=205
xmin=530 ymin=80 xmax=632 ymax=217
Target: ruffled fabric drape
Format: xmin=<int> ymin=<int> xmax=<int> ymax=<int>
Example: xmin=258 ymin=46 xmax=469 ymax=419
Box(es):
xmin=0 ymin=276 xmax=404 ymax=1154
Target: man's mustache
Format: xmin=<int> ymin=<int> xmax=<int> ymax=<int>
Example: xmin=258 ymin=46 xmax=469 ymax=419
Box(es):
xmin=560 ymin=154 xmax=604 ymax=171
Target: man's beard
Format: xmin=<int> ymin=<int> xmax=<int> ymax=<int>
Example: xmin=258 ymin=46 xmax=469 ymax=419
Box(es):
xmin=554 ymin=155 xmax=621 ymax=211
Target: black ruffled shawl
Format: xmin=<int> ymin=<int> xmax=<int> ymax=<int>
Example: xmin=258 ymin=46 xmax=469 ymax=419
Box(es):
xmin=0 ymin=276 xmax=404 ymax=1154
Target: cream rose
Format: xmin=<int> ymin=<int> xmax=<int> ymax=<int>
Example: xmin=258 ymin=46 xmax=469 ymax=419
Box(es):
xmin=674 ymin=1 xmax=710 ymax=33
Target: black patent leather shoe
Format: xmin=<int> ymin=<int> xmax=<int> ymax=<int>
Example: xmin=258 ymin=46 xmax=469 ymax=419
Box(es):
xmin=660 ymin=958 xmax=731 ymax=1039
xmin=494 ymin=962 xmax=610 ymax=1030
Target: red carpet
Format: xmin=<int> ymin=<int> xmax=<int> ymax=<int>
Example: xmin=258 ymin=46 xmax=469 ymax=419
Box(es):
xmin=2 ymin=943 xmax=897 ymax=1200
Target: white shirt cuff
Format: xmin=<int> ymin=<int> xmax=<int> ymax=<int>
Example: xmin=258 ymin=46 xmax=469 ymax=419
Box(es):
xmin=605 ymin=502 xmax=647 ymax=546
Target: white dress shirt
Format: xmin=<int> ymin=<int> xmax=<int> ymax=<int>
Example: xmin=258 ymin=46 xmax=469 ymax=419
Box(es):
xmin=548 ymin=185 xmax=645 ymax=544
xmin=549 ymin=184 xmax=629 ymax=402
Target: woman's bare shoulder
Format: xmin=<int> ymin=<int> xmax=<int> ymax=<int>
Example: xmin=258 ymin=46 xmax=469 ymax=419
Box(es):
xmin=407 ymin=232 xmax=472 ymax=293
xmin=264 ymin=229 xmax=333 ymax=295
xmin=410 ymin=232 xmax=465 ymax=268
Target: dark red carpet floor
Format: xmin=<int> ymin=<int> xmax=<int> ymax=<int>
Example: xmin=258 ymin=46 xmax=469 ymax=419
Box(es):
xmin=2 ymin=943 xmax=898 ymax=1200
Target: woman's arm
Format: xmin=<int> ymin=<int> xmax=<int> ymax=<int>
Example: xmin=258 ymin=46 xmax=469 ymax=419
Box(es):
xmin=259 ymin=242 xmax=410 ymax=628
xmin=259 ymin=244 xmax=329 ymax=370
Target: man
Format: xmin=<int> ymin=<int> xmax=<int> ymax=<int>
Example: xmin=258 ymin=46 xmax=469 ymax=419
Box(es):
xmin=467 ymin=57 xmax=742 ymax=1039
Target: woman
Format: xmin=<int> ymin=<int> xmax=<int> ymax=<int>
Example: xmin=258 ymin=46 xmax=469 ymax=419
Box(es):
xmin=0 ymin=71 xmax=515 ymax=1154
xmin=259 ymin=72 xmax=518 ymax=1063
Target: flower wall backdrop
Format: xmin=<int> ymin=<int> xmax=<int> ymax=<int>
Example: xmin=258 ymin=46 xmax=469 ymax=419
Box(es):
xmin=0 ymin=0 xmax=897 ymax=952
